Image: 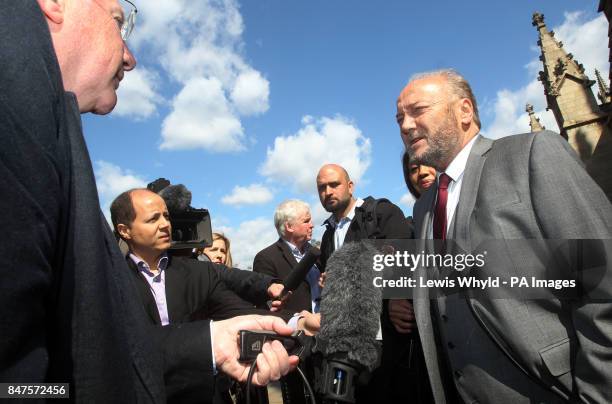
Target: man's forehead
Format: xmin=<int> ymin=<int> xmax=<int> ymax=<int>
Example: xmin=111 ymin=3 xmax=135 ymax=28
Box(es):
xmin=317 ymin=166 xmax=348 ymax=183
xmin=132 ymin=190 xmax=165 ymax=210
xmin=398 ymin=77 xmax=446 ymax=106
xmin=95 ymin=0 xmax=125 ymax=16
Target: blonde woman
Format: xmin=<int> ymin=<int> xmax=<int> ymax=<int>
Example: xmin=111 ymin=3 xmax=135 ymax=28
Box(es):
xmin=200 ymin=232 xmax=233 ymax=267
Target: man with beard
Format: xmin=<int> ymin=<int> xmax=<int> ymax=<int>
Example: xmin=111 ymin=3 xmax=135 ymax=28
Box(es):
xmin=316 ymin=164 xmax=413 ymax=403
xmin=397 ymin=69 xmax=612 ymax=403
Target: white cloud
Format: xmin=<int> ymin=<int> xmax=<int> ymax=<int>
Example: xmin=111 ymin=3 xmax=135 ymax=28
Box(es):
xmin=94 ymin=161 xmax=147 ymax=222
xmin=217 ymin=218 xmax=279 ymax=269
xmin=554 ymin=12 xmax=608 ymax=75
xmin=230 ymin=69 xmax=270 ymax=116
xmin=113 ymin=66 xmax=163 ymax=120
xmin=483 ymin=12 xmax=607 ymax=139
xmin=221 ymin=184 xmax=274 ymax=206
xmin=260 ymin=115 xmax=372 ymax=193
xmin=399 ymin=192 xmax=416 ymax=212
xmin=129 ymin=0 xmax=269 ymax=151
xmin=160 ymin=77 xmax=245 ymax=151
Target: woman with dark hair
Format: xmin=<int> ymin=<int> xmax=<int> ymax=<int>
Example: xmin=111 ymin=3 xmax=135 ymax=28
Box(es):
xmin=402 ymin=150 xmax=437 ymax=199
xmin=383 ymin=152 xmax=436 ymax=403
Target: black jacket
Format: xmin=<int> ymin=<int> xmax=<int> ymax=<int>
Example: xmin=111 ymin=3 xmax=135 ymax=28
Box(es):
xmin=320 ymin=197 xmax=413 ymax=270
xmin=253 ymin=239 xmax=313 ymax=314
xmin=127 ymin=256 xmax=267 ymax=325
xmin=0 ymin=2 xmax=215 ymax=402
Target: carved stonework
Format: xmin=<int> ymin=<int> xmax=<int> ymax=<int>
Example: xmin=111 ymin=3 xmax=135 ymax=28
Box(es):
xmin=532 ymin=12 xmax=545 ymax=27
xmin=526 ymin=103 xmax=545 ymax=132
xmin=595 ymin=68 xmax=611 ymax=103
xmin=532 ymin=5 xmax=612 ymax=202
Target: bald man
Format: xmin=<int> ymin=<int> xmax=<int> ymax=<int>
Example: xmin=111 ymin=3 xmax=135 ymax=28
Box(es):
xmin=315 ymin=163 xmax=414 ymax=403
xmin=316 ymin=164 xmax=411 ymax=270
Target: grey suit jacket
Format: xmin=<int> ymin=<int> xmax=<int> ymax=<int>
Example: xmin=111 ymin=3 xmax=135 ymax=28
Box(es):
xmin=413 ymin=131 xmax=612 ymax=403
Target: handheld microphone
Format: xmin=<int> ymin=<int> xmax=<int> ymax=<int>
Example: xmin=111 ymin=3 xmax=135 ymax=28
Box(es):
xmin=240 ymin=241 xmax=381 ymax=403
xmin=316 ymin=240 xmax=381 ymax=370
xmin=280 ymin=246 xmax=321 ymax=299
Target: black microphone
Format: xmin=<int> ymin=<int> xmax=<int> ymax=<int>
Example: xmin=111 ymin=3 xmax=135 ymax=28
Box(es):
xmin=280 ymin=246 xmax=321 ymax=299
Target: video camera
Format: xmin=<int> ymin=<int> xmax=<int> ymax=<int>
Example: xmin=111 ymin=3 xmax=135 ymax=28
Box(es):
xmin=147 ymin=178 xmax=213 ymax=250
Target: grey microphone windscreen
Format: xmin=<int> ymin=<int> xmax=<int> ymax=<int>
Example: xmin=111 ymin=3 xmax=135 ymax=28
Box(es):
xmin=317 ymin=241 xmax=381 ymax=371
xmin=159 ymin=184 xmax=192 ymax=212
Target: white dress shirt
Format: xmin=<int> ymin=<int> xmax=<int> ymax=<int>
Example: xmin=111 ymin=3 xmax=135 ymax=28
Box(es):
xmin=324 ymin=198 xmax=365 ymax=250
xmin=283 ymin=240 xmax=321 ymax=313
xmin=129 ymin=252 xmax=170 ymax=326
xmin=428 ymin=135 xmax=479 ymax=238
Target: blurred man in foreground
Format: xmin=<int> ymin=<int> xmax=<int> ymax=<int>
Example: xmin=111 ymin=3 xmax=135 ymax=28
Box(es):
xmin=0 ymin=1 xmax=296 ymax=401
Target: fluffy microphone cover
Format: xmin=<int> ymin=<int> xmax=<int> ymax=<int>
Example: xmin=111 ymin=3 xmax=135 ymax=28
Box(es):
xmin=159 ymin=184 xmax=192 ymax=212
xmin=317 ymin=241 xmax=381 ymax=370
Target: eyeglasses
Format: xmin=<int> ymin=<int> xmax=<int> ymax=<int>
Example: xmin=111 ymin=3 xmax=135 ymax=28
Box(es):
xmin=92 ymin=0 xmax=138 ymax=41
xmin=120 ymin=0 xmax=138 ymax=41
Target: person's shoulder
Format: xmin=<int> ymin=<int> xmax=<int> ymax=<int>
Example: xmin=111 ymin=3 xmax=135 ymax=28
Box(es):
xmin=254 ymin=239 xmax=282 ymax=259
xmin=169 ymin=255 xmax=210 ymax=271
xmin=491 ymin=130 xmax=562 ymax=147
xmin=362 ymin=196 xmax=405 ymax=217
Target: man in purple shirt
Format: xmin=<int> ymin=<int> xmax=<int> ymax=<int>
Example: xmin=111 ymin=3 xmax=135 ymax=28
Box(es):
xmin=112 ymin=188 xmax=280 ymax=324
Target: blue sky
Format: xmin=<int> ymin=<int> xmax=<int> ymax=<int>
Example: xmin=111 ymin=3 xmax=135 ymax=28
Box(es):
xmin=84 ymin=0 xmax=608 ymax=267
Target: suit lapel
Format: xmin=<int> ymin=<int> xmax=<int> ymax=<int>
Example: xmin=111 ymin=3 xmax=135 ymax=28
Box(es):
xmin=164 ymin=256 xmax=184 ymax=324
xmin=126 ymin=258 xmax=162 ymax=325
xmin=413 ymin=187 xmax=447 ymax=403
xmin=449 ymin=136 xmax=493 ymax=252
xmin=277 ymin=239 xmax=299 ymax=270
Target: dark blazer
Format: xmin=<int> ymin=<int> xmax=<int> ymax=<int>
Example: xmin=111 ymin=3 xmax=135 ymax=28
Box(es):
xmin=0 ymin=3 xmax=215 ymax=402
xmin=213 ymin=263 xmax=277 ymax=307
xmin=127 ymin=255 xmax=264 ymax=325
xmin=253 ymin=239 xmax=313 ymax=314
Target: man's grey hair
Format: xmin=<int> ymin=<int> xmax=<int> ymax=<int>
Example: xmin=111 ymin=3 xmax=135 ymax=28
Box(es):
xmin=408 ymin=69 xmax=481 ymax=129
xmin=274 ymin=199 xmax=310 ymax=238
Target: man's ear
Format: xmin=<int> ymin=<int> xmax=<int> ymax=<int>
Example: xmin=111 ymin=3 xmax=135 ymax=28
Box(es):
xmin=348 ymin=180 xmax=354 ymax=196
xmin=284 ymin=222 xmax=294 ymax=236
xmin=37 ymin=0 xmax=64 ymax=25
xmin=116 ymin=224 xmax=132 ymax=241
xmin=458 ymin=98 xmax=474 ymax=126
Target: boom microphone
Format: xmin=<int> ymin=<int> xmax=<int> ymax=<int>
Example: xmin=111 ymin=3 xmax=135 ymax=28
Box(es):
xmin=280 ymin=246 xmax=321 ymax=299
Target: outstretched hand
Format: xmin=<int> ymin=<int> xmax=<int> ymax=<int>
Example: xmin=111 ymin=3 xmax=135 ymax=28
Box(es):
xmin=211 ymin=315 xmax=300 ymax=385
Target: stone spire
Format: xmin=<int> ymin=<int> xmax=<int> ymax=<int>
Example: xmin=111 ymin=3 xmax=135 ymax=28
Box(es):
xmin=533 ymin=11 xmax=603 ymax=138
xmin=595 ymin=68 xmax=611 ymax=104
xmin=526 ymin=104 xmax=545 ymax=132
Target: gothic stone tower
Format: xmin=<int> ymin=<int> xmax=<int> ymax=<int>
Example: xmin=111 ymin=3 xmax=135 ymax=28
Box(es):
xmin=533 ymin=12 xmax=612 ymax=201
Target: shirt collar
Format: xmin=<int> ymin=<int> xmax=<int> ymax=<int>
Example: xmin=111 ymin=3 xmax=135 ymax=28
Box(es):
xmin=129 ymin=252 xmax=169 ymax=276
xmin=283 ymin=239 xmax=311 ymax=257
xmin=441 ymin=134 xmax=479 ymax=183
xmin=323 ymin=197 xmax=364 ymax=228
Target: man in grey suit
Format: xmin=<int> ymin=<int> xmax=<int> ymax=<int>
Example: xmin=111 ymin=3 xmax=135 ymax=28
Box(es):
xmin=396 ymin=69 xmax=612 ymax=403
